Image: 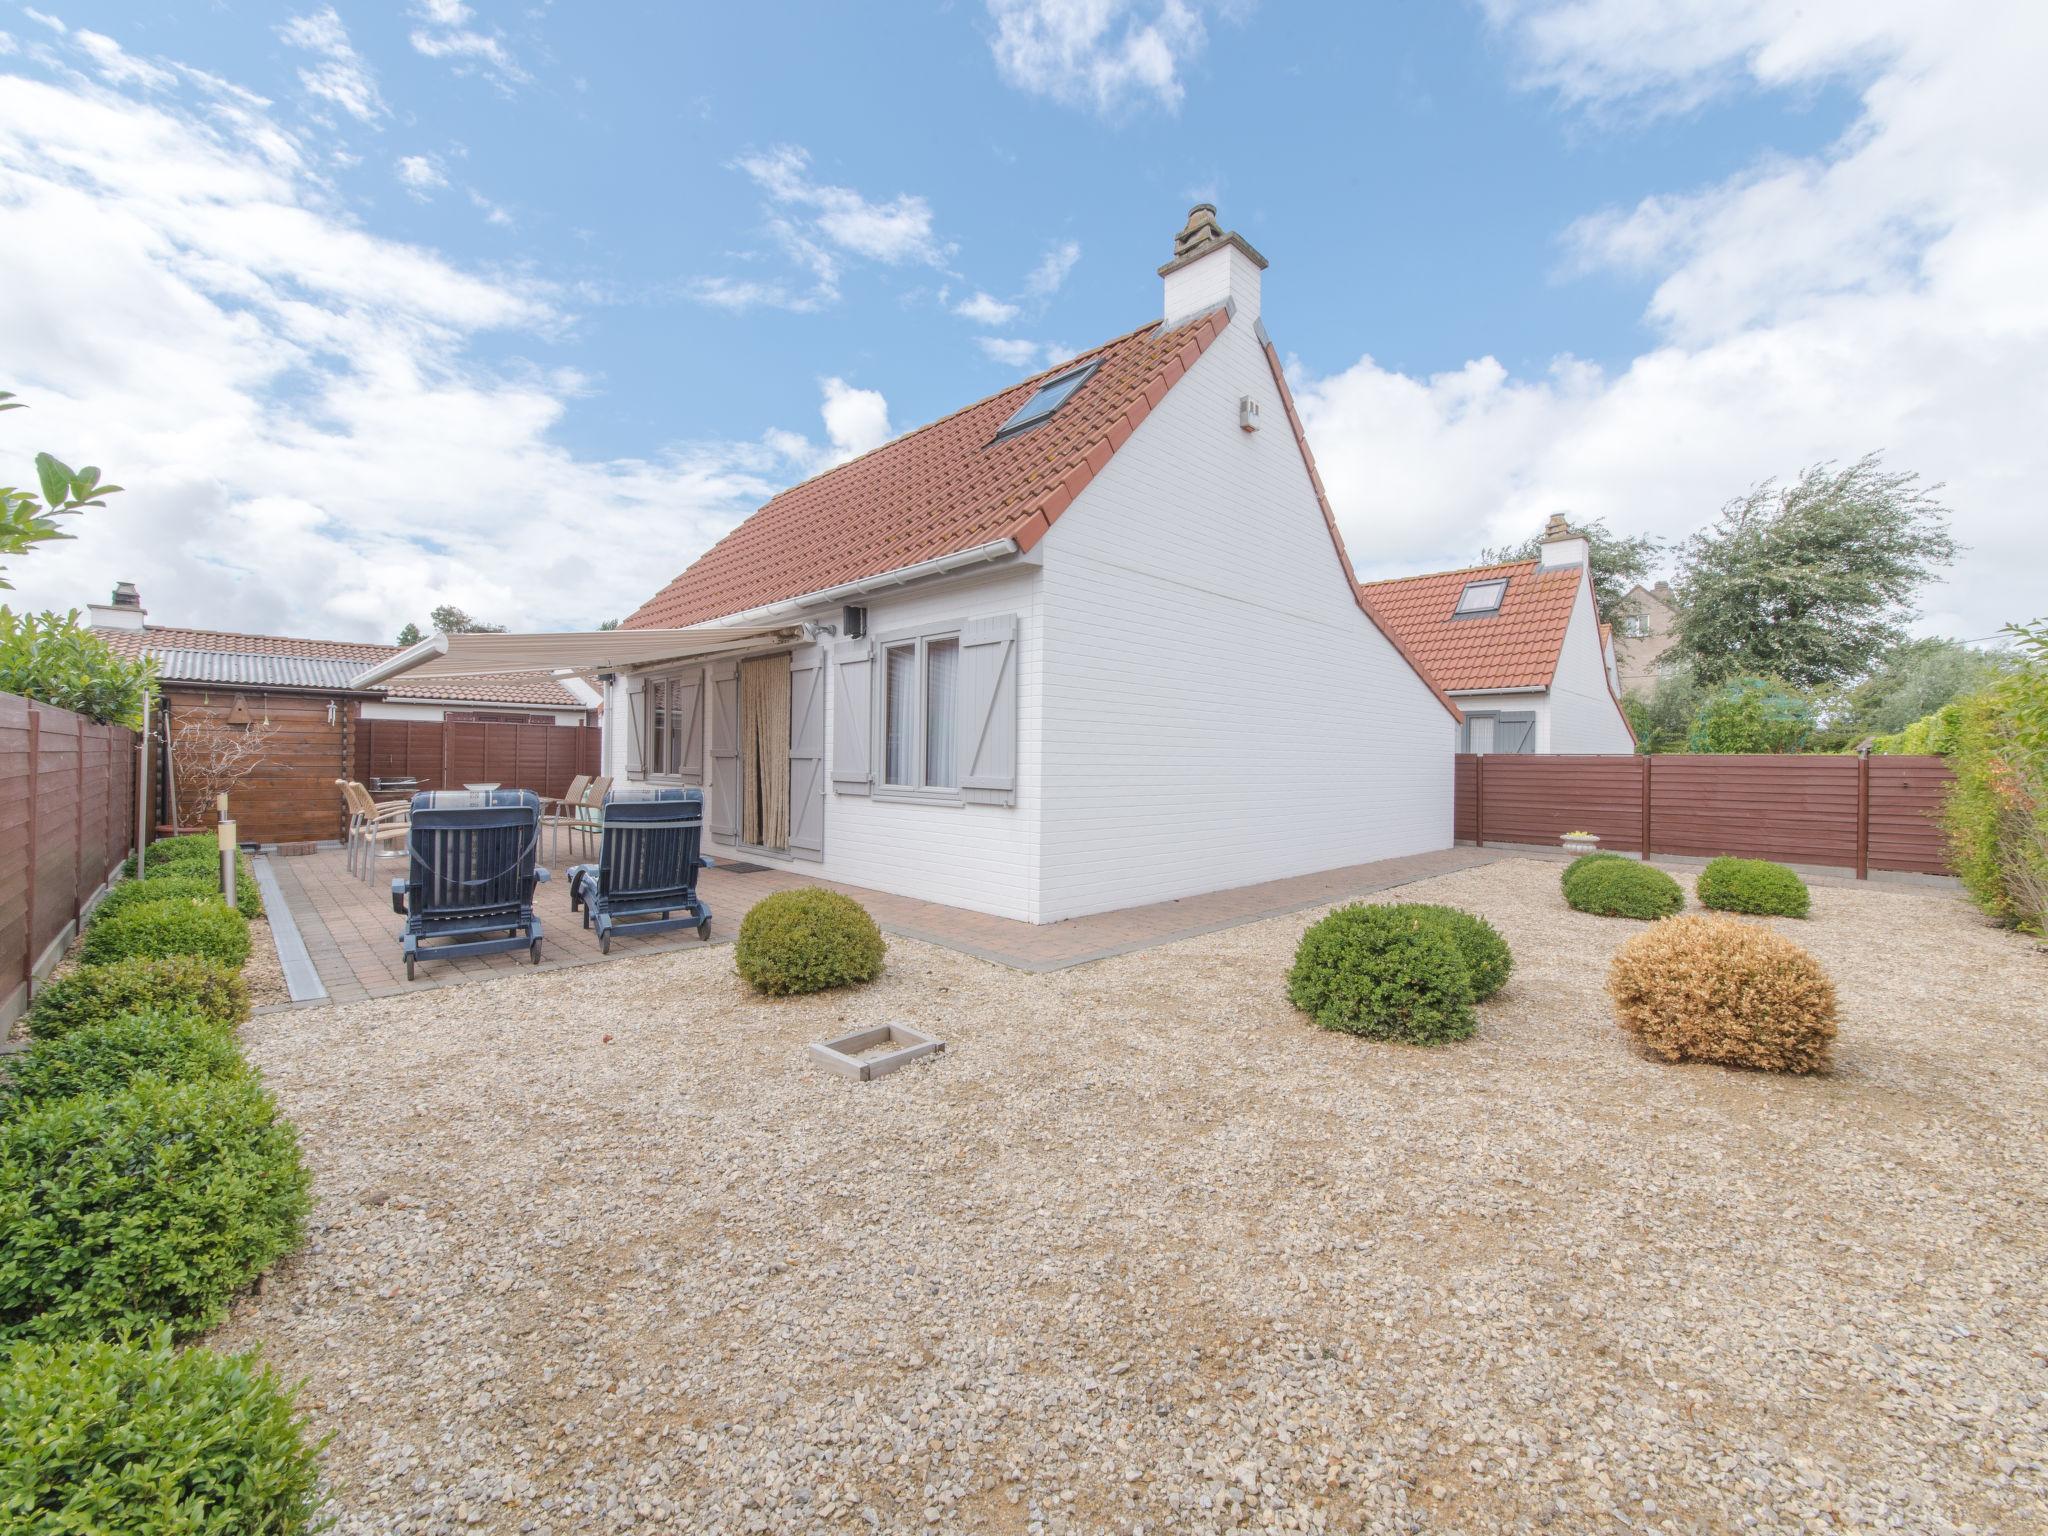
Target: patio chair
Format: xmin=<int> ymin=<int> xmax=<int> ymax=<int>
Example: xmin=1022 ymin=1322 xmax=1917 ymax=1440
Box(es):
xmin=390 ymin=789 xmax=551 ymax=980
xmin=539 ymin=773 xmax=592 ymax=861
xmin=556 ymin=774 xmax=612 ymax=861
xmin=341 ymin=780 xmax=408 ymax=879
xmin=565 ymin=785 xmax=714 ymax=952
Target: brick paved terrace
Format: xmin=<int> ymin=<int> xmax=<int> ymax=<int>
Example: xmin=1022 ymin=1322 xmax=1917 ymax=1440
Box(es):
xmin=260 ymin=841 xmax=1501 ymax=1003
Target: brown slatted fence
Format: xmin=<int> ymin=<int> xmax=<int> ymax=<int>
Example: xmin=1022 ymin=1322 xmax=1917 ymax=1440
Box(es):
xmin=354 ymin=718 xmax=600 ymax=798
xmin=0 ymin=692 xmax=140 ymax=1030
xmin=1453 ymin=752 xmax=1954 ymax=877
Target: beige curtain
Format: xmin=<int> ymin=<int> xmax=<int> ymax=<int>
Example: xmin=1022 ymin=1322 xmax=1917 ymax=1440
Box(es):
xmin=740 ymin=655 xmax=791 ymax=849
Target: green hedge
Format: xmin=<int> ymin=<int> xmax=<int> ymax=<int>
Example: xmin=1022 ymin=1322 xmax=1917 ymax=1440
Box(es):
xmin=1287 ymin=903 xmax=1477 ymax=1045
xmin=4 ymin=1012 xmax=248 ymax=1105
xmin=735 ymin=889 xmax=887 ymax=996
xmin=0 ymin=1075 xmax=311 ymax=1342
xmin=26 ymin=957 xmax=248 ymax=1043
xmin=1397 ymin=904 xmax=1513 ymax=1001
xmin=1696 ymin=856 xmax=1811 ymax=918
xmin=92 ymin=875 xmax=224 ymax=926
xmin=119 ymin=834 xmax=221 ymax=877
xmin=122 ymin=844 xmax=261 ymax=919
xmin=0 ymin=1331 xmax=324 ymax=1534
xmin=1562 ymin=857 xmax=1685 ymax=920
xmin=77 ymin=898 xmax=250 ymax=971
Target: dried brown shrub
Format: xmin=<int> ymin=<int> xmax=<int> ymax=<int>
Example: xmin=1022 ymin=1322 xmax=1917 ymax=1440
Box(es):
xmin=1606 ymin=915 xmax=1837 ymax=1074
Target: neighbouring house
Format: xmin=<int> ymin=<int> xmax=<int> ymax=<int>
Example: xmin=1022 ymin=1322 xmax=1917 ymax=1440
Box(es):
xmin=358 ymin=205 xmax=1460 ymax=923
xmin=87 ymin=585 xmax=599 ymax=842
xmin=1360 ymin=517 xmax=1636 ymax=755
xmin=1613 ymin=579 xmax=1679 ymax=695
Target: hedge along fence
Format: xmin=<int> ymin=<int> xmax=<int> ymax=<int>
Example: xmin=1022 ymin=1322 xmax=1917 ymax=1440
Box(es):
xmin=1454 ymin=752 xmax=1955 ymax=878
xmin=0 ymin=692 xmax=140 ymax=1032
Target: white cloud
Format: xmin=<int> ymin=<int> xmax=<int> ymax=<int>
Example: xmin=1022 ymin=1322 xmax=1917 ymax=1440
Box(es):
xmin=408 ymin=0 xmax=528 ymax=90
xmin=468 ymin=187 xmax=512 ymax=227
xmin=0 ymin=33 xmax=15 ymax=56
xmin=279 ymin=8 xmax=387 ymax=124
xmin=73 ymin=29 xmax=174 ymax=90
xmin=986 ymin=0 xmax=1205 ymax=116
xmin=954 ymin=290 xmax=1020 ymax=325
xmin=1024 ymin=238 xmax=1081 ymax=297
xmin=976 ymin=336 xmax=1068 ymax=370
xmin=394 ymin=153 xmax=448 ymax=198
xmin=0 ymin=57 xmax=858 ymax=639
xmin=818 ymin=378 xmax=892 ymax=463
xmin=1295 ymin=0 xmax=2048 ymax=641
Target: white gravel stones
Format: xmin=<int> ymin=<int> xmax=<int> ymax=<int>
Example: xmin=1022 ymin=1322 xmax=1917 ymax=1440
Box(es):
xmin=212 ymin=859 xmax=2048 ymax=1533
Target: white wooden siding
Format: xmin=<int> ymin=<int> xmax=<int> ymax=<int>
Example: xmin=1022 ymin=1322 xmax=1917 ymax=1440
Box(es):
xmin=1546 ymin=573 xmax=1636 ymax=754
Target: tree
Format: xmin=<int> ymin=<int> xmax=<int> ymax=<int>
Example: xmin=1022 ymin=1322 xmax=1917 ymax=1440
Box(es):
xmin=1686 ymin=676 xmax=1817 ymax=754
xmin=1621 ymin=668 xmax=1706 ymax=755
xmin=597 ymin=618 xmax=621 ymax=631
xmin=428 ymin=605 xmax=504 ymax=635
xmin=1481 ymin=515 xmax=1664 ymax=627
xmin=1 ymin=388 xmax=124 ymax=589
xmin=1671 ymin=455 xmax=1958 ymax=689
xmin=0 ymin=609 xmax=155 ymax=727
xmin=1832 ymin=636 xmax=2010 ymax=740
xmin=395 ymin=622 xmax=423 ymax=646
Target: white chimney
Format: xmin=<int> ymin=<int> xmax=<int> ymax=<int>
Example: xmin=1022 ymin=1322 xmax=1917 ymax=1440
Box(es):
xmin=86 ymin=580 xmax=147 ymax=631
xmin=1537 ymin=514 xmax=1590 ymax=570
xmin=1160 ymin=203 xmax=1266 ymax=327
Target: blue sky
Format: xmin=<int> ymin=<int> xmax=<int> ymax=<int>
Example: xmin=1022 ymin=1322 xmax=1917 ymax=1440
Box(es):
xmin=0 ymin=2 xmax=2038 ymax=644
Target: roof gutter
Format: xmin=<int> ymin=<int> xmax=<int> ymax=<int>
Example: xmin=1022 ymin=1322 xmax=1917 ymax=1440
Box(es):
xmin=720 ymin=537 xmax=1022 ymax=626
xmin=1448 ymin=685 xmax=1549 ymax=697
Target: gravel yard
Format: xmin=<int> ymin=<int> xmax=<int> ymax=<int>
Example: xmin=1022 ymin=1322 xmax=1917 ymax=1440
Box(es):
xmin=214 ymin=858 xmax=2047 ymax=1535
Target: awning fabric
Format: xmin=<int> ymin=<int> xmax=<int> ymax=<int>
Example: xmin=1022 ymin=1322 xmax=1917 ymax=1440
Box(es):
xmin=347 ymin=624 xmax=805 ymax=688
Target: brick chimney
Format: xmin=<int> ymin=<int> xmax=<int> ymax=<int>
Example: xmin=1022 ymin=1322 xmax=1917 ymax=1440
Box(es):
xmin=86 ymin=580 xmax=147 ymax=631
xmin=1537 ymin=515 xmax=1590 ymax=570
xmin=1160 ymin=203 xmax=1266 ymax=326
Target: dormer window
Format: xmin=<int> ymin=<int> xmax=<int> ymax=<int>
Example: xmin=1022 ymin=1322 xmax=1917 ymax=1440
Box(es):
xmin=1455 ymin=578 xmax=1507 ymax=616
xmin=991 ymin=361 xmax=1100 ymax=441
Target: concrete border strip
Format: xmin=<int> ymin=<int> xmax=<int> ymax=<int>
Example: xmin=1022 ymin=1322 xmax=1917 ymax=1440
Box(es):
xmin=252 ymin=854 xmax=327 ymax=1004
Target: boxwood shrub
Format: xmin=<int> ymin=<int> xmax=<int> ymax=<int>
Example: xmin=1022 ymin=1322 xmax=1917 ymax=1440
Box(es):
xmin=119 ymin=833 xmax=221 ymax=878
xmin=4 ymin=1011 xmax=248 ymax=1105
xmin=0 ymin=1074 xmax=311 ymax=1342
xmin=92 ymin=875 xmax=224 ymax=926
xmin=1287 ymin=903 xmax=1477 ymax=1045
xmin=125 ymin=845 xmax=261 ymax=919
xmin=77 ymin=897 xmax=251 ymax=971
xmin=1607 ymin=914 xmax=1837 ymax=1073
xmin=0 ymin=1330 xmax=325 ymax=1534
xmin=1398 ymin=903 xmax=1513 ymax=1001
xmin=1696 ymin=856 xmax=1811 ymax=919
xmin=25 ymin=956 xmax=248 ymax=1043
xmin=1562 ymin=856 xmax=1685 ymax=920
xmin=735 ymin=889 xmax=887 ymax=996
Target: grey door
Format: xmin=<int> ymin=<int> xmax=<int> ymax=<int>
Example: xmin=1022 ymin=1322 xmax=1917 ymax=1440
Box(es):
xmin=788 ymin=646 xmax=825 ymax=860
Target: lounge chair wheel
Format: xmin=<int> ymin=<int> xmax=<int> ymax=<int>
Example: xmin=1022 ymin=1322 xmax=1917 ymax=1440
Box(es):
xmin=599 ymin=932 xmax=611 ymax=954
xmin=405 ymin=955 xmax=416 ymax=981
xmin=530 ymin=938 xmax=543 ymax=965
xmin=697 ymin=918 xmax=712 ymax=942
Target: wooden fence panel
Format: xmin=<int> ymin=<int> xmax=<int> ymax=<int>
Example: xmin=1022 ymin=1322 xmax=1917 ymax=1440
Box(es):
xmin=1455 ymin=752 xmax=1954 ymax=876
xmin=354 ymin=718 xmax=598 ymax=799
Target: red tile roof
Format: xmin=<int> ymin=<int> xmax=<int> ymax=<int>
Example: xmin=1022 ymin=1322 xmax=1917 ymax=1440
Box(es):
xmin=625 ymin=311 xmax=1232 ymax=629
xmin=1358 ymin=559 xmax=1582 ymax=693
xmin=98 ymin=625 xmax=587 ymax=709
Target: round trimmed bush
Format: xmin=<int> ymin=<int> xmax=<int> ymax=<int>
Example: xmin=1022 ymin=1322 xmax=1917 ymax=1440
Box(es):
xmin=0 ymin=1073 xmax=311 ymax=1341
xmin=5 ymin=1011 xmax=248 ymax=1104
xmin=1399 ymin=903 xmax=1513 ymax=1002
xmin=77 ymin=897 xmax=251 ymax=971
xmin=0 ymin=1331 xmax=325 ymax=1534
xmin=1696 ymin=856 xmax=1810 ymax=918
xmin=130 ymin=846 xmax=261 ymax=919
xmin=26 ymin=957 xmax=248 ymax=1043
xmin=1287 ymin=903 xmax=1477 ymax=1044
xmin=1562 ymin=856 xmax=1685 ymax=920
xmin=119 ymin=833 xmax=220 ymax=878
xmin=92 ymin=875 xmax=224 ymax=925
xmin=1607 ymin=914 xmax=1837 ymax=1073
xmin=735 ymin=889 xmax=886 ymax=996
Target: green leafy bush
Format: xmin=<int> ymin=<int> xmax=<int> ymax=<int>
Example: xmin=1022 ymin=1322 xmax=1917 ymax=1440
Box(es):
xmin=1563 ymin=857 xmax=1685 ymax=920
xmin=1941 ymin=631 xmax=2048 ymax=934
xmin=1286 ymin=903 xmax=1477 ymax=1044
xmin=1696 ymin=856 xmax=1810 ymax=918
xmin=92 ymin=875 xmax=223 ymax=925
xmin=1397 ymin=903 xmax=1513 ymax=1001
xmin=0 ymin=1074 xmax=310 ymax=1342
xmin=120 ymin=843 xmax=260 ymax=918
xmin=25 ymin=956 xmax=248 ymax=1042
xmin=127 ymin=833 xmax=222 ymax=869
xmin=5 ymin=1012 xmax=247 ymax=1104
xmin=1685 ymin=675 xmax=1816 ymax=754
xmin=735 ymin=889 xmax=886 ymax=996
xmin=0 ymin=1330 xmax=325 ymax=1534
xmin=77 ymin=897 xmax=250 ymax=971
xmin=0 ymin=609 xmax=154 ymax=728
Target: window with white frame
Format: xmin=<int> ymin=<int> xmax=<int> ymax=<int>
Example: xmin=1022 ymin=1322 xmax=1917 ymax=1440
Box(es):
xmin=881 ymin=629 xmax=962 ymax=794
xmin=641 ymin=672 xmax=701 ymax=780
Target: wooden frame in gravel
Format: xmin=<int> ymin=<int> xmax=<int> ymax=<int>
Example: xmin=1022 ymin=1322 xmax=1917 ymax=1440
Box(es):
xmin=807 ymin=1023 xmax=944 ymax=1082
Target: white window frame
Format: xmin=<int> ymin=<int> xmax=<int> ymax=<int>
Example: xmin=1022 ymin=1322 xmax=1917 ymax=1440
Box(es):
xmin=1454 ymin=578 xmax=1508 ymax=616
xmin=873 ymin=622 xmax=965 ymax=805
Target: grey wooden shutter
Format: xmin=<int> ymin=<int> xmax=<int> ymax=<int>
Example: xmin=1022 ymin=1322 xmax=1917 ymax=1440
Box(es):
xmin=830 ymin=639 xmax=874 ymax=795
xmin=708 ymin=660 xmax=740 ymax=838
xmin=787 ymin=647 xmax=826 ymax=859
xmin=959 ymin=614 xmax=1019 ymax=805
xmin=623 ymin=678 xmax=646 ymax=778
xmin=1497 ymin=712 xmax=1537 ymax=754
xmin=673 ymin=670 xmax=704 ymax=781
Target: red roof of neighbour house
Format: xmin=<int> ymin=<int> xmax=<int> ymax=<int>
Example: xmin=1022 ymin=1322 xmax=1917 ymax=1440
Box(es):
xmin=1358 ymin=558 xmax=1584 ymax=693
xmin=97 ymin=625 xmax=588 ymax=709
xmin=625 ymin=311 xmax=1233 ymax=629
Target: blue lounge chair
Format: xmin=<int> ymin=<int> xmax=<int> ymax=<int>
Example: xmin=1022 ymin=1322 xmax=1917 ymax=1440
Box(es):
xmin=391 ymin=789 xmax=550 ymax=980
xmin=566 ymin=785 xmax=713 ymax=952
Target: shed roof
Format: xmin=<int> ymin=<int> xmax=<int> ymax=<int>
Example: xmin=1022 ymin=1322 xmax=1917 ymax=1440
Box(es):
xmin=1358 ymin=559 xmax=1582 ymax=693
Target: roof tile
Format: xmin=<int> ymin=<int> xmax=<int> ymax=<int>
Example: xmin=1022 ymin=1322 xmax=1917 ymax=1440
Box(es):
xmin=1358 ymin=559 xmax=1581 ymax=693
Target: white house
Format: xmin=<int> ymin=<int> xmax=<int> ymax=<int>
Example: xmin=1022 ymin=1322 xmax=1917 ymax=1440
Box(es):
xmin=363 ymin=207 xmax=1460 ymax=923
xmin=1358 ymin=518 xmax=1636 ymax=755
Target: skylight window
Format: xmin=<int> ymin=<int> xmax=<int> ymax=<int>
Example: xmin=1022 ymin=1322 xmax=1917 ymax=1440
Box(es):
xmin=1455 ymin=578 xmax=1508 ymax=616
xmin=992 ymin=360 xmax=1099 ymax=440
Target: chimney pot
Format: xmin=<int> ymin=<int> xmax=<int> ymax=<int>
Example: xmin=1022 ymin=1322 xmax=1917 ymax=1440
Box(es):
xmin=1159 ymin=202 xmax=1267 ymax=326
xmin=112 ymin=580 xmax=141 ymax=608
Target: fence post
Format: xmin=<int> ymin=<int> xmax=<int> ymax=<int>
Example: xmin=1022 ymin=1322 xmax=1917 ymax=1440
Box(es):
xmin=1856 ymin=747 xmax=1871 ymax=881
xmin=1473 ymin=753 xmax=1485 ymax=848
xmin=23 ymin=708 xmax=39 ymax=994
xmin=1640 ymin=753 xmax=1653 ymax=860
xmin=73 ymin=724 xmax=86 ymax=923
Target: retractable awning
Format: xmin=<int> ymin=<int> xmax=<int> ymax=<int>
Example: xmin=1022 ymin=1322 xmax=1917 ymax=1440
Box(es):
xmin=347 ymin=623 xmax=807 ymax=689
